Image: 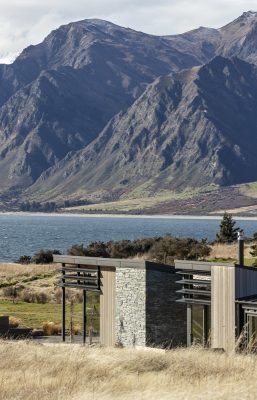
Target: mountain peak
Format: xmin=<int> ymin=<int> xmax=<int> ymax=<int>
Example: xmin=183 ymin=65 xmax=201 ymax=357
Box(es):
xmin=241 ymin=11 xmax=257 ymax=18
xmin=3 ymin=13 xmax=257 ymax=203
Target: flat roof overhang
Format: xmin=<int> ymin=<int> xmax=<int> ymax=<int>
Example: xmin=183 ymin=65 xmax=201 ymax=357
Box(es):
xmin=53 ymin=255 xmax=175 ymax=273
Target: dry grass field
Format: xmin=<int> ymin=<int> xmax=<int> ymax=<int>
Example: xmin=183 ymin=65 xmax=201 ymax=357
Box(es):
xmin=0 ymin=263 xmax=58 ymax=277
xmin=0 ymin=263 xmax=99 ymax=331
xmin=0 ymin=342 xmax=257 ymax=400
xmin=208 ymin=242 xmax=253 ymax=260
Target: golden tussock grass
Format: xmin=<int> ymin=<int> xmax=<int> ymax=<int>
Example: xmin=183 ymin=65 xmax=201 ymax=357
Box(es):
xmin=42 ymin=321 xmax=61 ymax=336
xmin=0 ymin=263 xmax=59 ymax=278
xmin=8 ymin=316 xmax=21 ymax=328
xmin=209 ymin=243 xmax=253 ymax=260
xmin=1 ymin=342 xmax=257 ymax=400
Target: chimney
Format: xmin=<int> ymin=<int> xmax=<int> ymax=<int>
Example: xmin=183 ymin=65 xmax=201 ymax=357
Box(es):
xmin=238 ymin=231 xmax=244 ymax=267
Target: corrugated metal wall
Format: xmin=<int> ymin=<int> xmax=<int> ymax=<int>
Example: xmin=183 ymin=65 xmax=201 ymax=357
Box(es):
xmin=211 ymin=265 xmax=235 ymax=353
xmin=100 ymin=267 xmax=116 ymax=346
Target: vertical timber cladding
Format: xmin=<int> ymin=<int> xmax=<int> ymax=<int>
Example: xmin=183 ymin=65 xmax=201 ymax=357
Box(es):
xmin=100 ymin=267 xmax=116 ymax=346
xmin=211 ymin=265 xmax=235 ymax=353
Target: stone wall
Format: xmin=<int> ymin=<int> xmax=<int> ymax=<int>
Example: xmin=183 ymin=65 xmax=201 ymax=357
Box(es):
xmin=146 ymin=265 xmax=187 ymax=347
xmin=115 ymin=265 xmax=146 ymax=347
xmin=115 ymin=263 xmax=187 ymax=348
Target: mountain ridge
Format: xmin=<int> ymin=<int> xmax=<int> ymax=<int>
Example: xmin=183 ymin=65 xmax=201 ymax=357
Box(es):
xmin=26 ymin=56 xmax=257 ymax=202
xmin=1 ymin=13 xmax=257 ymax=209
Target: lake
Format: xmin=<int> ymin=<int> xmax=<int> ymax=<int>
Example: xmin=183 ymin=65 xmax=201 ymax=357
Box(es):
xmin=1 ymin=213 xmax=257 ymax=262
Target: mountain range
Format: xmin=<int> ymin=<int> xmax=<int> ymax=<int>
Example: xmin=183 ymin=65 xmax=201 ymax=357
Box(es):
xmin=2 ymin=11 xmax=257 ymax=211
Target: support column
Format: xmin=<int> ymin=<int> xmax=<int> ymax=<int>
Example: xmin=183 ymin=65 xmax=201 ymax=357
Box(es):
xmin=62 ymin=287 xmax=66 ymax=342
xmin=83 ymin=290 xmax=87 ymax=345
xmin=187 ymin=304 xmax=192 ymax=347
xmin=61 ymin=263 xmax=66 ymax=342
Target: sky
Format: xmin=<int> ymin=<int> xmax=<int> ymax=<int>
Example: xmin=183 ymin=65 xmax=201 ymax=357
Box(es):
xmin=0 ymin=0 xmax=257 ymax=63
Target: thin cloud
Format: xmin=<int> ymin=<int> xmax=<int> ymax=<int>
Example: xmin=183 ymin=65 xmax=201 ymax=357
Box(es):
xmin=0 ymin=0 xmax=256 ymax=63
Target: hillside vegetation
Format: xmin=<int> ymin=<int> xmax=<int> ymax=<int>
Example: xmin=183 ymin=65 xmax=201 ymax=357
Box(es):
xmin=1 ymin=343 xmax=257 ymax=400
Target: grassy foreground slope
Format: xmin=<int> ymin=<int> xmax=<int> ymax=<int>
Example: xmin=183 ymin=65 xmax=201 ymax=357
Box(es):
xmin=1 ymin=343 xmax=257 ymax=400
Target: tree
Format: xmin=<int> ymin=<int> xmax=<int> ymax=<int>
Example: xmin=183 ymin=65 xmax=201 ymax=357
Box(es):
xmin=216 ymin=212 xmax=239 ymax=243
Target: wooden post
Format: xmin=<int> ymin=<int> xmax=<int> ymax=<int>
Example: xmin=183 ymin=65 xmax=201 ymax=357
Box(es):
xmin=83 ymin=290 xmax=87 ymax=345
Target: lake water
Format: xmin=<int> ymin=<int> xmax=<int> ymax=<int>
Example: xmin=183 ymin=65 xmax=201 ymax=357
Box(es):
xmin=1 ymin=213 xmax=257 ymax=262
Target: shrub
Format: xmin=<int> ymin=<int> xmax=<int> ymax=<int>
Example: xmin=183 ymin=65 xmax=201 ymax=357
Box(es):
xmin=250 ymin=245 xmax=257 ymax=258
xmin=42 ymin=321 xmax=61 ymax=336
xmin=85 ymin=242 xmax=110 ymax=258
xmin=9 ymin=316 xmax=21 ymax=328
xmin=35 ymin=292 xmax=48 ymax=304
xmin=67 ymin=236 xmax=211 ymax=266
xmin=31 ymin=249 xmax=61 ymax=264
xmin=20 ymin=289 xmax=33 ymax=303
xmin=68 ymin=242 xmax=110 ymax=257
xmin=20 ymin=289 xmax=50 ymax=304
xmin=149 ymin=236 xmax=211 ymax=265
xmin=16 ymin=255 xmax=31 ymax=264
xmin=54 ymin=288 xmax=62 ymax=304
xmin=72 ymin=324 xmax=81 ymax=335
xmin=67 ymin=244 xmax=88 ymax=256
xmin=3 ymin=286 xmax=18 ymax=302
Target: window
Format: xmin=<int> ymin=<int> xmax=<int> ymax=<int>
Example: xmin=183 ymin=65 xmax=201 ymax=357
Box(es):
xmin=191 ymin=304 xmax=211 ymax=346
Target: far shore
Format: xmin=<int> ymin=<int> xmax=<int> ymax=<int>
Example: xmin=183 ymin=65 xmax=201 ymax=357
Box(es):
xmin=1 ymin=211 xmax=257 ymax=221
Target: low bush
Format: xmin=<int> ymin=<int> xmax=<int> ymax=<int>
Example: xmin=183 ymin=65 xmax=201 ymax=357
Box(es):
xmin=20 ymin=289 xmax=50 ymax=304
xmin=16 ymin=255 xmax=31 ymax=264
xmin=42 ymin=321 xmax=61 ymax=336
xmin=72 ymin=324 xmax=81 ymax=335
xmin=9 ymin=316 xmax=21 ymax=328
xmin=32 ymin=249 xmax=61 ymax=264
xmin=2 ymin=286 xmax=19 ymax=302
xmin=67 ymin=244 xmax=88 ymax=256
xmin=67 ymin=236 xmax=211 ymax=265
xmin=15 ymin=249 xmax=62 ymax=265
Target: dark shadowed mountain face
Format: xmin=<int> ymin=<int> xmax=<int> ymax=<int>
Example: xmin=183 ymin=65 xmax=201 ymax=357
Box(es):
xmin=2 ymin=14 xmax=257 ymax=199
xmin=27 ymin=56 xmax=257 ymax=201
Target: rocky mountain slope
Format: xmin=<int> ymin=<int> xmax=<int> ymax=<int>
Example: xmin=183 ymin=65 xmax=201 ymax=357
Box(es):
xmin=27 ymin=56 xmax=257 ymax=201
xmin=0 ymin=19 xmax=208 ymax=193
xmin=1 ymin=12 xmax=257 ymax=204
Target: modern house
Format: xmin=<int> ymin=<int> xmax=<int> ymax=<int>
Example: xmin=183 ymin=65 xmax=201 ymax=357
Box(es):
xmin=54 ymin=255 xmax=187 ymax=347
xmin=175 ymin=260 xmax=257 ymax=352
xmin=54 ymin=245 xmax=257 ymax=352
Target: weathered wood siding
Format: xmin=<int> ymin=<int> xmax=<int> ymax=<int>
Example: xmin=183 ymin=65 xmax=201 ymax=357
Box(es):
xmin=100 ymin=267 xmax=116 ymax=346
xmin=211 ymin=265 xmax=235 ymax=353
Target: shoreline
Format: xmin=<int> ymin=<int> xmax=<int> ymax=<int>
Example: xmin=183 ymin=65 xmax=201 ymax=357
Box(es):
xmin=1 ymin=211 xmax=257 ymax=221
